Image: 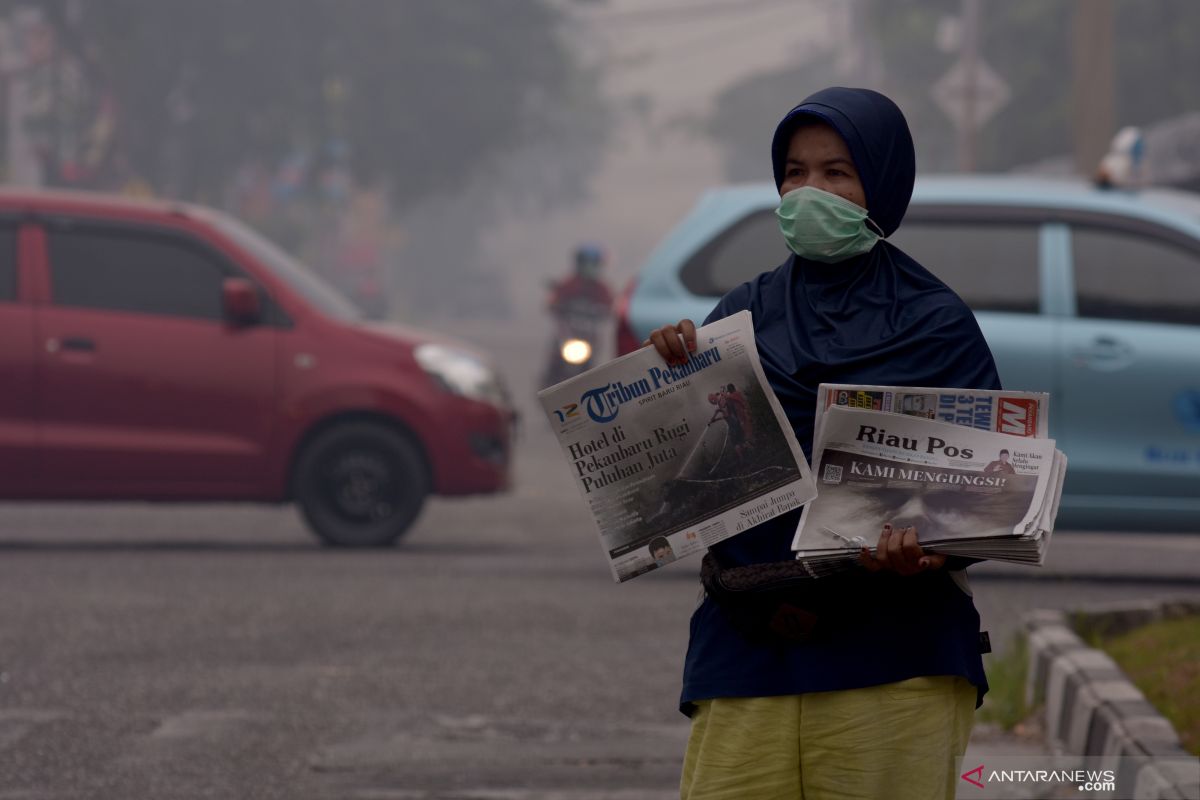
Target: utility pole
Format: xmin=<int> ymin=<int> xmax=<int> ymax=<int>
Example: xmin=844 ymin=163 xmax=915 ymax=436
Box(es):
xmin=842 ymin=0 xmax=882 ymax=87
xmin=958 ymin=0 xmax=981 ymax=172
xmin=1072 ymin=0 xmax=1115 ymax=176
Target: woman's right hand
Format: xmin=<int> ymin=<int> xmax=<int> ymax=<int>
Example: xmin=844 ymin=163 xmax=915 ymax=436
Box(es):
xmin=643 ymin=319 xmax=697 ymax=366
xmin=859 ymin=523 xmax=946 ymax=576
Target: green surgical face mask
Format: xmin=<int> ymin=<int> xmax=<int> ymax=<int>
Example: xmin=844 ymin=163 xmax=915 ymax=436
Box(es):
xmin=775 ymin=186 xmax=882 ymax=263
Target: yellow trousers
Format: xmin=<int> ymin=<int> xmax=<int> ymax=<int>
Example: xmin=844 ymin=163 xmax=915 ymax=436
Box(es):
xmin=680 ymin=676 xmax=976 ymax=800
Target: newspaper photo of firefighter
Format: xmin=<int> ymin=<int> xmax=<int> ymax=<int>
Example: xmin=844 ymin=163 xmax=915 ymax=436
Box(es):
xmin=632 ymin=377 xmax=801 ymax=542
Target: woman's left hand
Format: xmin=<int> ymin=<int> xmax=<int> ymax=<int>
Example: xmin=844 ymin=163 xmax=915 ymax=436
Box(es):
xmin=858 ymin=523 xmax=946 ymax=576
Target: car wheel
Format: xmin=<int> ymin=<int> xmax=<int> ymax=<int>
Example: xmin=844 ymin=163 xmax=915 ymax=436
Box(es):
xmin=293 ymin=422 xmax=429 ymax=547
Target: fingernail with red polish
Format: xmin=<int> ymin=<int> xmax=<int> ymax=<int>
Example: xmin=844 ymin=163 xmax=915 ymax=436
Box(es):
xmin=919 ymin=558 xmax=930 ymax=569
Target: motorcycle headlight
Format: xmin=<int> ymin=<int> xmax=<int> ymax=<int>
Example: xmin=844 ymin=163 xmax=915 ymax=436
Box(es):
xmin=561 ymin=338 xmax=592 ymax=365
xmin=414 ymin=343 xmax=509 ymax=409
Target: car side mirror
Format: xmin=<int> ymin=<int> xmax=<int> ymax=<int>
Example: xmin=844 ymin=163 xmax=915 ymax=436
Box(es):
xmin=222 ymin=278 xmax=262 ymax=325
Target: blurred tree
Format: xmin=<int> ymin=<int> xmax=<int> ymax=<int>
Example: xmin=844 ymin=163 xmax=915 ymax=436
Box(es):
xmin=704 ymin=57 xmax=841 ymax=183
xmin=861 ymin=0 xmax=1071 ymax=173
xmin=704 ymin=0 xmax=1200 ymax=177
xmin=1 ymin=0 xmax=606 ymax=211
xmin=867 ymin=0 xmax=1200 ymax=172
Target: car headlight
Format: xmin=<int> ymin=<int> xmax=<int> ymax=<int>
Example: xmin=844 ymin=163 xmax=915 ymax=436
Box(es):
xmin=414 ymin=343 xmax=509 ymax=408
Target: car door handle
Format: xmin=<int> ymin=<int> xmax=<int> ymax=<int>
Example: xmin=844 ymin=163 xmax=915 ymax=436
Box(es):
xmin=46 ymin=337 xmax=96 ymax=353
xmin=1072 ymin=335 xmax=1133 ymax=371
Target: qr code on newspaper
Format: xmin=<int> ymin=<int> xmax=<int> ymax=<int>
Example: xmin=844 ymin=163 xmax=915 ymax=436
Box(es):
xmin=822 ymin=464 xmax=843 ymax=483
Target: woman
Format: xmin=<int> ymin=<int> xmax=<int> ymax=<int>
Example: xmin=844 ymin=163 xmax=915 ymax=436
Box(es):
xmin=646 ymin=87 xmax=1000 ymax=800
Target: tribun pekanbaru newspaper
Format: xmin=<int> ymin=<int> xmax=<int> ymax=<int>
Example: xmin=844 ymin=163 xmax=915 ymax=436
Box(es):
xmin=793 ymin=403 xmax=1067 ymax=575
xmin=538 ymin=310 xmax=817 ymax=583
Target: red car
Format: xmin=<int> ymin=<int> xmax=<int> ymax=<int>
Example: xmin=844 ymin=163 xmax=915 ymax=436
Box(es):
xmin=0 ymin=189 xmax=514 ymax=546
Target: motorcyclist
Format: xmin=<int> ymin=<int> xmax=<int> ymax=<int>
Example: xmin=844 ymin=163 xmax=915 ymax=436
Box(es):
xmin=541 ymin=244 xmax=614 ymax=386
xmin=547 ymin=244 xmax=614 ymax=318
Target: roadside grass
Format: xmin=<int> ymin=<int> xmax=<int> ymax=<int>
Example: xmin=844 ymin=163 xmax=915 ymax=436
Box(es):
xmin=979 ymin=634 xmax=1030 ymax=729
xmin=1098 ymin=615 xmax=1200 ymax=757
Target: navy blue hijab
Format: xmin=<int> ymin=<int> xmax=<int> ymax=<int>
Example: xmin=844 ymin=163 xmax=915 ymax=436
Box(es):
xmin=770 ymin=86 xmax=914 ymax=236
xmin=704 ymin=86 xmax=1001 ymax=565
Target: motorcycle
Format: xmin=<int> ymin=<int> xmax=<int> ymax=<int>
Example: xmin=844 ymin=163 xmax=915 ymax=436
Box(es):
xmin=541 ymin=296 xmax=609 ymax=388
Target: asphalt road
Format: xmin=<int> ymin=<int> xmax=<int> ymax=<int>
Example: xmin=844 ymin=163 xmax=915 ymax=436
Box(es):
xmin=2 ymin=323 xmax=1197 ymax=799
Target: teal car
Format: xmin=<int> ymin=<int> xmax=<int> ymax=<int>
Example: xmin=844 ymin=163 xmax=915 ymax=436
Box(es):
xmin=615 ymin=176 xmax=1200 ymax=531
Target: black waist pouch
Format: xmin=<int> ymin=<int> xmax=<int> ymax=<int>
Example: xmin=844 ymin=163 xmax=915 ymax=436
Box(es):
xmin=699 ymin=551 xmax=864 ymax=643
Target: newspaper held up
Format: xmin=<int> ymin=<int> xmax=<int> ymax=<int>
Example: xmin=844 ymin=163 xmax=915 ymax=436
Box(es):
xmin=539 ymin=310 xmax=817 ymax=583
xmin=793 ymin=405 xmax=1067 ymax=575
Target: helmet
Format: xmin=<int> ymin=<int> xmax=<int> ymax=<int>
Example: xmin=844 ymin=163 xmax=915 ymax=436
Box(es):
xmin=574 ymin=243 xmax=606 ymax=277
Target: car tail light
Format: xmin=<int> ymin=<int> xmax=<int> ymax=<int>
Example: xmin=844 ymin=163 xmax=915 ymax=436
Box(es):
xmin=614 ymin=276 xmax=641 ymax=356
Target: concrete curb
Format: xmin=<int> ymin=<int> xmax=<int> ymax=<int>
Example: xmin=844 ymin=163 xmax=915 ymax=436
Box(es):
xmin=1023 ymin=601 xmax=1200 ymax=799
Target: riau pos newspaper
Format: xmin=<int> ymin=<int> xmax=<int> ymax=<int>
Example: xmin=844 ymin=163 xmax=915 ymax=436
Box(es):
xmin=794 ymin=384 xmax=1067 ymax=576
xmin=538 ymin=311 xmax=817 ymax=583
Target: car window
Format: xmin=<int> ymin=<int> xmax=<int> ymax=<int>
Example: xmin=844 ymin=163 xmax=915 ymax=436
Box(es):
xmin=678 ymin=211 xmax=1042 ymax=314
xmin=210 ymin=212 xmax=362 ymax=322
xmin=1072 ymin=226 xmax=1200 ymax=326
xmin=48 ymin=228 xmax=227 ymax=320
xmin=0 ymin=226 xmax=15 ymax=302
xmin=887 ymin=223 xmax=1040 ymax=314
xmin=679 ymin=210 xmax=788 ymax=297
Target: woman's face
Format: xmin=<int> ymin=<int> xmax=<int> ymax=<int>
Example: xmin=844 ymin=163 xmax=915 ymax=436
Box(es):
xmin=779 ymin=121 xmax=867 ymax=210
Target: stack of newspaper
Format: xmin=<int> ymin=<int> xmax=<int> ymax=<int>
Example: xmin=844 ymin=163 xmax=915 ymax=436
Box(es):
xmin=792 ymin=384 xmax=1067 ymax=576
